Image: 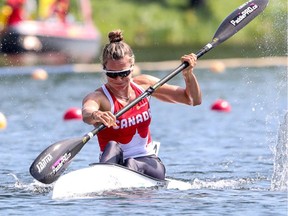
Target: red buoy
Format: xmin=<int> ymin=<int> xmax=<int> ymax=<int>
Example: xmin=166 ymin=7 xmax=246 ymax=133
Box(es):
xmin=63 ymin=107 xmax=82 ymax=120
xmin=211 ymin=99 xmax=231 ymax=112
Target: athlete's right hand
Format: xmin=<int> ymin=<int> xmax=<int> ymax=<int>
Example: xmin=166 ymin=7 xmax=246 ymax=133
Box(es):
xmin=92 ymin=110 xmax=117 ymax=127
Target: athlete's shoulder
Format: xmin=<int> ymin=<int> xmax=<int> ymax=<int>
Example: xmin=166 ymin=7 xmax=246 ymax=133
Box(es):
xmin=83 ymin=87 xmax=105 ymax=102
xmin=132 ymin=74 xmax=159 ymax=88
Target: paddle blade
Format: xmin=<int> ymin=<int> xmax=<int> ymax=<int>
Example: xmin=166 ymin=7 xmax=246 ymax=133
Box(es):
xmin=196 ymin=0 xmax=268 ymax=58
xmin=213 ymin=0 xmax=269 ymax=45
xmin=29 ymin=137 xmax=86 ymax=184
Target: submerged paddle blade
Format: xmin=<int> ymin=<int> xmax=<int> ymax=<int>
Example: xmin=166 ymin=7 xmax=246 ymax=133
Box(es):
xmin=29 ymin=137 xmax=86 ymax=184
xmin=213 ymin=0 xmax=269 ymax=45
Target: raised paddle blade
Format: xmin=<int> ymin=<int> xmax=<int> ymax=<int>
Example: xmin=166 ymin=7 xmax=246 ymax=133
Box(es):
xmin=213 ymin=0 xmax=269 ymax=45
xmin=196 ymin=0 xmax=269 ymax=58
xmin=29 ymin=137 xmax=86 ymax=184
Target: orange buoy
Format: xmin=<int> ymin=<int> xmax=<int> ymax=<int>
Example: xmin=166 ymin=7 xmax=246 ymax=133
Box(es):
xmin=209 ymin=61 xmax=226 ymax=73
xmin=211 ymin=99 xmax=231 ymax=112
xmin=63 ymin=107 xmax=82 ymax=120
xmin=0 ymin=112 xmax=7 ymax=130
xmin=132 ymin=64 xmax=141 ymax=76
xmin=31 ymin=68 xmax=48 ymax=80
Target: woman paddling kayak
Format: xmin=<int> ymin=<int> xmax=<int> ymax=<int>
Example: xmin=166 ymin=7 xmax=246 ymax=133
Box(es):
xmin=82 ymin=29 xmax=201 ymax=180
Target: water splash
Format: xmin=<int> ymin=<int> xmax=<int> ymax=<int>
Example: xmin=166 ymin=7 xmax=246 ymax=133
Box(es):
xmin=190 ymin=178 xmax=254 ymax=190
xmin=8 ymin=173 xmax=53 ymax=194
xmin=8 ymin=173 xmax=21 ymax=187
xmin=271 ymin=112 xmax=288 ymax=191
xmin=166 ymin=177 xmax=256 ymax=191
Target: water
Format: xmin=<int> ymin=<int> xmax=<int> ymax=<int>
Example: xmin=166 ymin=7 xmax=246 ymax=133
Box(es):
xmin=0 ymin=65 xmax=287 ymax=215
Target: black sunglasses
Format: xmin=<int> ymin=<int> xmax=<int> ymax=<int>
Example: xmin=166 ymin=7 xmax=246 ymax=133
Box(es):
xmin=105 ymin=67 xmax=133 ymax=79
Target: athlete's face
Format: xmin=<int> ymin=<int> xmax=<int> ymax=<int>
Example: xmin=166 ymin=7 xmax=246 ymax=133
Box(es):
xmin=105 ymin=56 xmax=133 ymax=87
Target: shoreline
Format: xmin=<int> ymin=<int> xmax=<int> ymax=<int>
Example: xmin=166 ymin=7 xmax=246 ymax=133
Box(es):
xmin=0 ymin=56 xmax=286 ymax=76
xmin=73 ymin=56 xmax=287 ymax=73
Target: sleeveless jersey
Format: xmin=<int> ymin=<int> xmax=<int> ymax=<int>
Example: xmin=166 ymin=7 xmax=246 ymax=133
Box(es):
xmin=97 ymin=81 xmax=154 ymax=159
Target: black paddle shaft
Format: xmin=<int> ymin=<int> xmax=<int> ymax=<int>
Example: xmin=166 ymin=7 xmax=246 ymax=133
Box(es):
xmin=30 ymin=0 xmax=269 ymax=184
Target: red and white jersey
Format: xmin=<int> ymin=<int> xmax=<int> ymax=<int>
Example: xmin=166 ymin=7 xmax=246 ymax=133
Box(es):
xmin=97 ymin=81 xmax=154 ymax=159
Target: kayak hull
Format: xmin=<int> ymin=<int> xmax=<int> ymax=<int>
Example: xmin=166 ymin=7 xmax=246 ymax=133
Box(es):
xmin=52 ymin=163 xmax=167 ymax=199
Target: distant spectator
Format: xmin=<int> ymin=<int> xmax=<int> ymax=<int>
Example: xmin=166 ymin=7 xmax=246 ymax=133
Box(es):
xmin=50 ymin=0 xmax=70 ymax=23
xmin=38 ymin=0 xmax=55 ymax=20
xmin=5 ymin=0 xmax=26 ymax=25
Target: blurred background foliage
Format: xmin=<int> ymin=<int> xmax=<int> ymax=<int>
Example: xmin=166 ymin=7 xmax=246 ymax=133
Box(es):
xmin=88 ymin=0 xmax=287 ymax=60
xmin=0 ymin=0 xmax=286 ymax=61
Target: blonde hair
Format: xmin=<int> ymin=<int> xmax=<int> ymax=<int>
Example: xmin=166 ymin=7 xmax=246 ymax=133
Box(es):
xmin=101 ymin=29 xmax=135 ymax=68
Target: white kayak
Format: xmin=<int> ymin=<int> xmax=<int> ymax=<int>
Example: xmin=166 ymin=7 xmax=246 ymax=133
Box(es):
xmin=52 ymin=163 xmax=193 ymax=199
xmin=52 ymin=163 xmax=168 ymax=199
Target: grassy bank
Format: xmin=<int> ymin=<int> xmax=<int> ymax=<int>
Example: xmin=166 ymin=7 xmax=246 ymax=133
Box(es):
xmin=89 ymin=0 xmax=286 ymax=61
xmin=0 ymin=0 xmax=286 ymax=63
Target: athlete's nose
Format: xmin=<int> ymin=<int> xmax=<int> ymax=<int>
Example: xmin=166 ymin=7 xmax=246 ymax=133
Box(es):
xmin=115 ymin=76 xmax=124 ymax=80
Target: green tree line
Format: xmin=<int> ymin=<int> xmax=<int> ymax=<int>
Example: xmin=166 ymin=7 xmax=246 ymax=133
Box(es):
xmin=0 ymin=0 xmax=286 ymax=60
xmin=90 ymin=0 xmax=286 ymax=58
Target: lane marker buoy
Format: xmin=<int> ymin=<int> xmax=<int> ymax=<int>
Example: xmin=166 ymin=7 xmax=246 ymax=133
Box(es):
xmin=63 ymin=107 xmax=82 ymax=120
xmin=211 ymin=99 xmax=231 ymax=112
xmin=31 ymin=68 xmax=48 ymax=80
xmin=209 ymin=61 xmax=226 ymax=73
xmin=0 ymin=112 xmax=7 ymax=130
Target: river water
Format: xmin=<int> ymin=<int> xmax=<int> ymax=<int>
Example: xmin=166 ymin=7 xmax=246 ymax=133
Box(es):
xmin=0 ymin=65 xmax=287 ymax=215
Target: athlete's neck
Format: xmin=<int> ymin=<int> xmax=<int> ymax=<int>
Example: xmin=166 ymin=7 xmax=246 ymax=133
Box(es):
xmin=107 ymin=83 xmax=132 ymax=102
